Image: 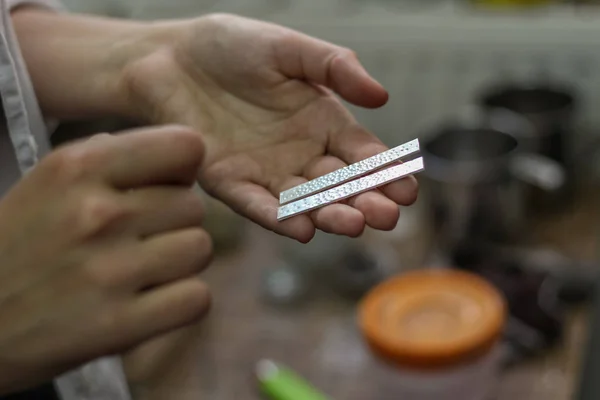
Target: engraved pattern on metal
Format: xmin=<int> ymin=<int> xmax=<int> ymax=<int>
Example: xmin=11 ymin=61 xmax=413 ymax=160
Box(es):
xmin=279 ymin=139 xmax=420 ymax=205
xmin=277 ymin=157 xmax=424 ymax=221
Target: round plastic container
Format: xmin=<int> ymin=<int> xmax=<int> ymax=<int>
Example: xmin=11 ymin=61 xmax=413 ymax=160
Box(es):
xmin=358 ymin=269 xmax=507 ymax=400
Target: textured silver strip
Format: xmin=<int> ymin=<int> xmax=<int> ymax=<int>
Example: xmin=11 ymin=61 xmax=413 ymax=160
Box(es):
xmin=279 ymin=139 xmax=420 ymax=205
xmin=277 ymin=157 xmax=424 ymax=221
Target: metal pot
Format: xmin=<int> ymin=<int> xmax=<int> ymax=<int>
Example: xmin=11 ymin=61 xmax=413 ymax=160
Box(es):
xmin=421 ymin=123 xmax=564 ymax=254
xmin=479 ymin=84 xmax=577 ymax=211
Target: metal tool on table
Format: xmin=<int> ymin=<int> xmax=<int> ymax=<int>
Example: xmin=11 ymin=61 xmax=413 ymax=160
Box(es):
xmin=277 ymin=139 xmax=424 ymax=221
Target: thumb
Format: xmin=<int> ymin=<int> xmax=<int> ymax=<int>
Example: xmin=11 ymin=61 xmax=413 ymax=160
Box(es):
xmin=274 ymin=30 xmax=389 ymax=108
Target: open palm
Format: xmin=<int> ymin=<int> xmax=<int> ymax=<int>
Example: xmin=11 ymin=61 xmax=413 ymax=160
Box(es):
xmin=126 ymin=14 xmax=418 ymax=242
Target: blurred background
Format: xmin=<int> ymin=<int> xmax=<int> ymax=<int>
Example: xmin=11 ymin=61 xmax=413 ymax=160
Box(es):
xmin=52 ymin=1 xmax=600 ymax=399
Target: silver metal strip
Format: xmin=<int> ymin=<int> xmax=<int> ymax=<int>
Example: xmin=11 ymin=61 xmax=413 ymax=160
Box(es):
xmin=277 ymin=157 xmax=424 ymax=221
xmin=279 ymin=139 xmax=420 ymax=205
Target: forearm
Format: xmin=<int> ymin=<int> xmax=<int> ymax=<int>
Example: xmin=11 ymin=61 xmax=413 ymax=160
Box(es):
xmin=11 ymin=7 xmax=170 ymax=120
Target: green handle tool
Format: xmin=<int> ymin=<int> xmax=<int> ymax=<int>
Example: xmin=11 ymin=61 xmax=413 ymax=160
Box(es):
xmin=256 ymin=359 xmax=331 ymax=400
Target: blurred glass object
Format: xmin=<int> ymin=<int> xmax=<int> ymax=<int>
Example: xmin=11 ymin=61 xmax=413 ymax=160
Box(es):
xmin=324 ymin=245 xmax=393 ymax=300
xmin=358 ymin=269 xmax=507 ymax=400
xmin=260 ymin=260 xmax=311 ymax=307
xmin=264 ymin=231 xmax=399 ymax=303
xmin=364 ymin=203 xmax=431 ymax=273
xmin=279 ymin=230 xmax=350 ymax=271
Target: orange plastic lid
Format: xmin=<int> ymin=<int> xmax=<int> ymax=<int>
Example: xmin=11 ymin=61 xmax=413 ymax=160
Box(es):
xmin=358 ymin=269 xmax=506 ymax=369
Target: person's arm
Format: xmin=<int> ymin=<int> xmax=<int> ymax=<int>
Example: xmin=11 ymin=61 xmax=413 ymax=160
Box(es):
xmin=10 ymin=6 xmax=209 ymax=399
xmin=10 ymin=5 xmax=173 ymax=120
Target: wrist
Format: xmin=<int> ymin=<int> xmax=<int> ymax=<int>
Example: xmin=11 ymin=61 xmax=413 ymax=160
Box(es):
xmin=115 ymin=21 xmax=187 ymax=121
xmin=119 ymin=14 xmax=226 ymax=126
xmin=11 ymin=8 xmax=183 ymax=120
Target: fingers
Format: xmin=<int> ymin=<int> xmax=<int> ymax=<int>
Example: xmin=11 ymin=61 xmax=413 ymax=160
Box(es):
xmin=123 ymin=278 xmax=211 ymax=348
xmin=210 ymin=180 xmax=316 ymax=243
xmin=86 ymin=227 xmax=212 ymax=292
xmin=134 ymin=228 xmax=213 ymax=288
xmin=302 ymin=156 xmax=400 ymax=232
xmin=274 ymin=30 xmax=388 ymax=108
xmin=309 ymin=203 xmax=365 ymax=237
xmin=83 ymin=125 xmax=205 ymax=189
xmin=120 ymin=187 xmax=205 ymax=237
xmin=327 ymin=125 xmax=419 ymax=206
xmin=275 ymin=175 xmax=365 ymax=236
xmin=274 ymin=166 xmax=364 ymax=236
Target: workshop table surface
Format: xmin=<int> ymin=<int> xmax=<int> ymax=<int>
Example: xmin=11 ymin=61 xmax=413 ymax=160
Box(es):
xmin=193 ymin=189 xmax=600 ymax=400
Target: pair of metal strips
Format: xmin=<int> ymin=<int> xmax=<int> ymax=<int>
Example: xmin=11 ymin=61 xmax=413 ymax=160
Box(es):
xmin=277 ymin=138 xmax=424 ymax=221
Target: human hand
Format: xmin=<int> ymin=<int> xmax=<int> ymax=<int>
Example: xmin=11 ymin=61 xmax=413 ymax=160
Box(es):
xmin=122 ymin=322 xmax=207 ymax=400
xmin=0 ymin=126 xmax=212 ymax=394
xmin=124 ymin=14 xmax=419 ymax=243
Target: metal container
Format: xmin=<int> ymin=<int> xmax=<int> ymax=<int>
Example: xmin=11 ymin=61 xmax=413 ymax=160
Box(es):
xmin=421 ymin=123 xmax=563 ymax=254
xmin=479 ymin=84 xmax=577 ymax=211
